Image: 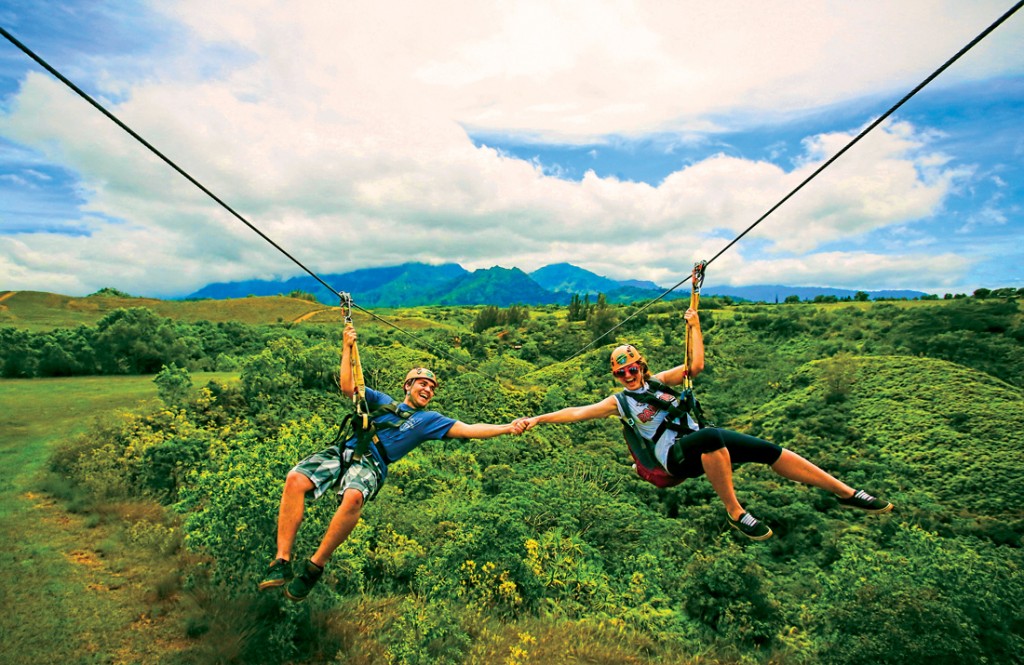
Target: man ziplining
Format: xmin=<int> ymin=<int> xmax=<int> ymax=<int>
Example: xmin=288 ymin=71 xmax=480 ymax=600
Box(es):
xmin=259 ymin=322 xmax=524 ymax=601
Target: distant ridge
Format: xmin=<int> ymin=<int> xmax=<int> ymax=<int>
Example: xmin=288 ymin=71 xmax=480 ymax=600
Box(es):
xmin=703 ymin=284 xmax=927 ymax=302
xmin=188 ymin=263 xmax=468 ymax=307
xmin=430 ymin=267 xmax=564 ymax=306
xmin=529 ymin=263 xmax=620 ymax=295
xmin=184 ymin=262 xmax=927 ymax=307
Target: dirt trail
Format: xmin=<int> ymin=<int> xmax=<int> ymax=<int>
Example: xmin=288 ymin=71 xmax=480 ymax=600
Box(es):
xmin=0 ymin=378 xmax=191 ymax=664
xmin=293 ymin=307 xmax=328 ymax=323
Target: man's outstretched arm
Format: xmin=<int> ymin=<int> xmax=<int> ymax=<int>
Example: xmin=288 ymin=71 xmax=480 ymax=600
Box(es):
xmin=446 ymin=421 xmax=520 ymax=439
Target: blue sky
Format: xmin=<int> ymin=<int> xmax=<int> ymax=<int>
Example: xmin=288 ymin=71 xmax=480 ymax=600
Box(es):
xmin=1 ymin=1 xmax=1022 ymax=297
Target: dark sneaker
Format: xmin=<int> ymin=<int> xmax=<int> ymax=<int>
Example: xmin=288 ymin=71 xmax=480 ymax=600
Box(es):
xmin=727 ymin=511 xmax=773 ymax=541
xmin=284 ymin=559 xmax=324 ymax=602
xmin=838 ymin=489 xmax=893 ymax=514
xmin=258 ymin=558 xmax=292 ymax=591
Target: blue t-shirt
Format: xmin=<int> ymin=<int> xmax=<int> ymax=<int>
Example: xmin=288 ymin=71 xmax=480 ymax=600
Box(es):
xmin=344 ymin=387 xmax=456 ymax=473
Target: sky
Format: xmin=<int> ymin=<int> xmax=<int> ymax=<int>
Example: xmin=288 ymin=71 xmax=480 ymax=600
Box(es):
xmin=0 ymin=0 xmax=1022 ymax=298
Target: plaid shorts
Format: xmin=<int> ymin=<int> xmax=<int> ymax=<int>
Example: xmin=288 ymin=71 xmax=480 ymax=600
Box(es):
xmin=291 ymin=446 xmax=384 ymax=502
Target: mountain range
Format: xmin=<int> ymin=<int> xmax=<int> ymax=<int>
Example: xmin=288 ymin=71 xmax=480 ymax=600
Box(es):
xmin=184 ymin=262 xmax=927 ymax=307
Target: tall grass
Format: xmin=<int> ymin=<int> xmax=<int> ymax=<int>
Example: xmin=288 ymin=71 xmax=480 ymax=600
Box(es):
xmin=0 ymin=373 xmax=231 ymax=664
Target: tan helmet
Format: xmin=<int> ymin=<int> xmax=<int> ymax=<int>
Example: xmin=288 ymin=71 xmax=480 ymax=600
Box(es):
xmin=404 ymin=367 xmax=438 ymax=390
xmin=610 ymin=345 xmax=644 ymax=372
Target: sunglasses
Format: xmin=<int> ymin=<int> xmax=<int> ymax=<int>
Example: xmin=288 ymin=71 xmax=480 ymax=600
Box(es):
xmin=613 ymin=364 xmax=640 ymax=378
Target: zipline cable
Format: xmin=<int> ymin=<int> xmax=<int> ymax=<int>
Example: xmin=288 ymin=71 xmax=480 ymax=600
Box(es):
xmin=0 ymin=25 xmax=333 ymax=298
xmin=0 ymin=23 xmax=473 ymax=371
xmin=564 ymin=0 xmax=1023 ymax=363
xmin=4 ymin=1 xmax=1020 ymax=372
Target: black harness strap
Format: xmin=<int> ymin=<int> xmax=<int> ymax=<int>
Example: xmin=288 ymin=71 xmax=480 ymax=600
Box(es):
xmin=351 ymin=402 xmax=416 ymax=464
xmin=622 ymin=378 xmax=714 ymax=444
xmin=616 ymin=378 xmax=716 ymax=479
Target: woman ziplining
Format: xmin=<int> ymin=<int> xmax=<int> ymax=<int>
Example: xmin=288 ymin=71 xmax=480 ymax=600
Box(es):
xmin=516 ymin=264 xmax=892 ymax=540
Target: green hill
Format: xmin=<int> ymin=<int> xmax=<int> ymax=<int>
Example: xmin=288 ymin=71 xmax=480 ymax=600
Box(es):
xmin=738 ymin=354 xmax=1023 ymax=534
xmin=0 ymin=290 xmax=479 ymax=334
xmin=0 ymin=290 xmax=329 ymax=331
xmin=429 ymin=266 xmax=564 ymax=306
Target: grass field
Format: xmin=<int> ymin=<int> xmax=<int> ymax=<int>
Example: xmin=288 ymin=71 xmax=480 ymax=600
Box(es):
xmin=0 ymin=373 xmax=234 ymax=665
xmin=0 ymin=289 xmax=470 ymax=333
xmin=0 ymin=290 xmax=333 ymax=331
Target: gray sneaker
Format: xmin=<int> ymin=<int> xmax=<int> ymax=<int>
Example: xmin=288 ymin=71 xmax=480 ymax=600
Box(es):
xmin=838 ymin=489 xmax=893 ymax=514
xmin=284 ymin=560 xmax=324 ymax=602
xmin=258 ymin=558 xmax=293 ymax=591
xmin=727 ymin=511 xmax=773 ymax=541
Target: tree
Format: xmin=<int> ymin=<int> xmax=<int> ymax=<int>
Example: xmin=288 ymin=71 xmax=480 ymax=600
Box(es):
xmin=586 ymin=294 xmax=618 ymax=341
xmin=0 ymin=327 xmax=36 ymax=377
xmin=38 ymin=341 xmax=78 ymax=377
xmin=472 ymin=306 xmax=502 ymax=333
xmin=681 ymin=544 xmax=783 ymax=645
xmin=819 ymin=352 xmax=857 ymax=403
xmin=505 ymin=304 xmax=530 ymax=327
xmin=568 ymin=294 xmax=591 ymax=322
xmin=92 ymin=307 xmax=192 ymax=374
xmin=155 ymin=363 xmax=194 ymax=407
xmin=286 ymin=289 xmax=319 ymax=302
xmin=89 ymin=287 xmax=134 ymax=297
xmin=473 ymin=305 xmax=531 ymax=333
xmin=239 ymin=336 xmax=305 ymax=408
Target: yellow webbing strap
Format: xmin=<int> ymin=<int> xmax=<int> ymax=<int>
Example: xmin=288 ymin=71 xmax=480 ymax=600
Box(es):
xmin=341 ymin=294 xmax=376 ymax=458
xmin=346 ymin=322 xmax=370 ymax=428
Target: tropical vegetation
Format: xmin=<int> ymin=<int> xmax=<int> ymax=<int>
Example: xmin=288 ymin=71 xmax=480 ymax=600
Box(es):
xmin=1 ymin=290 xmax=1021 ymax=664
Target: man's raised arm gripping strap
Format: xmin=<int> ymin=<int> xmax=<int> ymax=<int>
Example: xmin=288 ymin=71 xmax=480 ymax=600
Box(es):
xmin=345 ymin=321 xmax=374 ymax=456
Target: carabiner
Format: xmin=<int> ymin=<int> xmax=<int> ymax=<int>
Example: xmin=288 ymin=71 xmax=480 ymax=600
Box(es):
xmin=340 ymin=292 xmax=353 ymax=323
xmin=691 ymin=261 xmax=707 ymax=293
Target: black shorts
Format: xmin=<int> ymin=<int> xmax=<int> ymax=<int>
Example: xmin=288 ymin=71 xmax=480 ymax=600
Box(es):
xmin=665 ymin=427 xmax=783 ymax=480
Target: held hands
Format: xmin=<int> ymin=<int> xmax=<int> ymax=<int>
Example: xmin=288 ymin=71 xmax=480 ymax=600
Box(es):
xmin=510 ymin=417 xmax=539 ymax=435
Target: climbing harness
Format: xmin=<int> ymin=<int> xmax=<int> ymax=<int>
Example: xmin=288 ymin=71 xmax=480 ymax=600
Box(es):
xmin=616 ymin=377 xmax=715 ymax=488
xmin=319 ymin=399 xmax=415 ymax=501
xmin=335 ymin=292 xmax=431 ymax=463
xmin=329 ymin=401 xmax=415 ymax=465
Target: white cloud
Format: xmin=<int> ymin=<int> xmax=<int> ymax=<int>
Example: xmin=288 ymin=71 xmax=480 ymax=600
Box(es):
xmin=712 ymin=250 xmax=972 ymax=290
xmin=0 ymin=173 xmax=28 ymax=186
xmin=959 ymin=199 xmax=1009 ymax=233
xmin=1 ymin=0 xmax=1020 ymax=295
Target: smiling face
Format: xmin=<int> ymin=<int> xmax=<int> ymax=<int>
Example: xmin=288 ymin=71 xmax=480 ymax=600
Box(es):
xmin=610 ymin=344 xmax=646 ymax=390
xmin=404 ymin=377 xmax=436 ymax=409
xmin=612 ymin=362 xmax=645 ymax=390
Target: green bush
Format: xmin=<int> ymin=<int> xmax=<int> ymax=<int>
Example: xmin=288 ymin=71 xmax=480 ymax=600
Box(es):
xmin=41 ymin=297 xmax=1024 ymax=662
